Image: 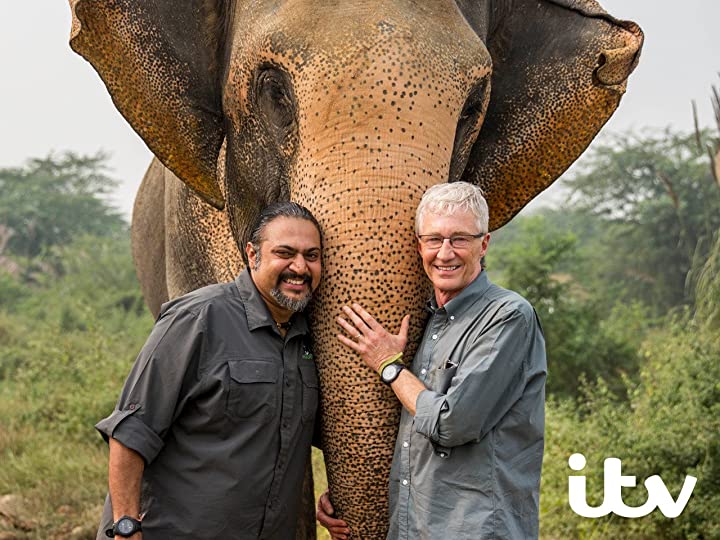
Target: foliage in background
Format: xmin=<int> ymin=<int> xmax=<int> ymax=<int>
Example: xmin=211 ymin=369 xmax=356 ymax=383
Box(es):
xmin=0 ymin=154 xmax=146 ymax=538
xmin=0 ymin=152 xmax=125 ymax=259
xmin=693 ymin=231 xmax=720 ymax=332
xmin=0 ymin=234 xmax=153 ymax=538
xmin=541 ymin=314 xmax=720 ymax=540
xmin=563 ymin=129 xmax=720 ymax=314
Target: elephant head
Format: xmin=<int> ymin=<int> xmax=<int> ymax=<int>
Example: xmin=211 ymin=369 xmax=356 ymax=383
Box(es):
xmin=70 ymin=1 xmax=642 ymax=537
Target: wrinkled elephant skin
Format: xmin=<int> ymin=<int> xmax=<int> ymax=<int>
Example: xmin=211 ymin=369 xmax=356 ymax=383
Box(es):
xmin=69 ymin=1 xmax=642 ymax=537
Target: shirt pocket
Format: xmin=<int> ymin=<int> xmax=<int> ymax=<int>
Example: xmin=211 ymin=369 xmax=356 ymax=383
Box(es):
xmin=430 ymin=363 xmax=458 ymax=394
xmin=225 ymin=359 xmax=278 ymax=423
xmin=298 ymin=361 xmax=320 ymax=423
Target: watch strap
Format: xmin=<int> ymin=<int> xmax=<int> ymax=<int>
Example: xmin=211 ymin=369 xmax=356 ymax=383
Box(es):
xmin=377 ymin=352 xmax=403 ymax=375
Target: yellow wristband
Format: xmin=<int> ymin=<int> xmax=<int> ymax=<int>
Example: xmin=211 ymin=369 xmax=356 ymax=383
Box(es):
xmin=377 ymin=352 xmax=403 ymax=375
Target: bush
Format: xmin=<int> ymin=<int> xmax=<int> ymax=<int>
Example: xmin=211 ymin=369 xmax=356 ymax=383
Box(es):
xmin=541 ymin=316 xmax=720 ymax=539
xmin=0 ymin=270 xmax=27 ymax=310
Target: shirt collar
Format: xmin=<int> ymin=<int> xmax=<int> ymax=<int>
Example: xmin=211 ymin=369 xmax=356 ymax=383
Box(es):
xmin=234 ymin=269 xmax=310 ymax=336
xmin=426 ymin=270 xmax=492 ymax=318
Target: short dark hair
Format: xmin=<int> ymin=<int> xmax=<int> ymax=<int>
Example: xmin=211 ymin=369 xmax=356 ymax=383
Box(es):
xmin=244 ymin=201 xmax=322 ymax=264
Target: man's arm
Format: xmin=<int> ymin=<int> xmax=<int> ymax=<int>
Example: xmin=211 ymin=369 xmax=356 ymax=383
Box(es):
xmin=107 ymin=438 xmax=144 ymax=538
xmin=388 ymin=369 xmax=426 ymax=416
xmin=337 ymin=302 xmax=545 ymax=448
xmin=96 ymin=307 xmax=205 ymax=538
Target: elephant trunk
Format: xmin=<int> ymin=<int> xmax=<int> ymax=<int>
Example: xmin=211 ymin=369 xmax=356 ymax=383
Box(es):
xmin=294 ymin=158 xmax=451 ymax=537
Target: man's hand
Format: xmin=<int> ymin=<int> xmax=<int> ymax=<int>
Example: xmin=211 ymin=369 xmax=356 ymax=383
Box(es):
xmin=316 ymin=490 xmax=350 ymax=540
xmin=337 ymin=304 xmax=410 ymax=372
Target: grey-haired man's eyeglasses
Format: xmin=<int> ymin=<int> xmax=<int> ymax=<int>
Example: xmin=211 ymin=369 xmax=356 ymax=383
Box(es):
xmin=417 ymin=233 xmax=486 ymax=250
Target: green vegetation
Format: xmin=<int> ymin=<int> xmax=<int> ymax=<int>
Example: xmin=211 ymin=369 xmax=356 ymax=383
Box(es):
xmin=0 ymin=152 xmax=125 ymax=259
xmin=0 ymin=154 xmax=151 ymax=538
xmin=1 ymin=131 xmax=719 ymax=539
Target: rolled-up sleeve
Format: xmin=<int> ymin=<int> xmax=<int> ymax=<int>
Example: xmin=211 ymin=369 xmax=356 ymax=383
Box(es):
xmin=95 ymin=307 xmax=205 ymax=464
xmin=414 ymin=306 xmax=535 ymax=448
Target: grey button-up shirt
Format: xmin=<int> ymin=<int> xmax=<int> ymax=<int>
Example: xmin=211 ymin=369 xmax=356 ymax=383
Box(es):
xmin=95 ymin=269 xmax=319 ymax=540
xmin=387 ymin=271 xmax=546 ymax=540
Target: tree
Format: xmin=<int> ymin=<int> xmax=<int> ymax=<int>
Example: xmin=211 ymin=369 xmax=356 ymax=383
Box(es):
xmin=563 ymin=129 xmax=720 ymax=314
xmin=0 ymin=152 xmax=126 ymax=258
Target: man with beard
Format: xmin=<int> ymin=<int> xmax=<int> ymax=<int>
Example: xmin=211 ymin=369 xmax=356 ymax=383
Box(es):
xmin=95 ymin=202 xmax=323 ymax=540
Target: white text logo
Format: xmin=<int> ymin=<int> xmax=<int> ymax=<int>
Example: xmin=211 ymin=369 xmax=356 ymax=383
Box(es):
xmin=568 ymin=453 xmax=696 ymax=518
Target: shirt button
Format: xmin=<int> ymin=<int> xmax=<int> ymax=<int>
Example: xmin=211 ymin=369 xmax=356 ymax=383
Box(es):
xmin=285 ymin=378 xmax=291 ymax=387
xmin=450 ymin=316 xmax=455 ymax=321
xmin=432 ymin=334 xmax=438 ymax=340
xmin=402 ymin=479 xmax=409 ymax=486
xmin=283 ymin=421 xmax=289 ymax=429
xmin=402 ymin=441 xmax=409 ymax=448
xmin=420 ymin=369 xmax=427 ymax=375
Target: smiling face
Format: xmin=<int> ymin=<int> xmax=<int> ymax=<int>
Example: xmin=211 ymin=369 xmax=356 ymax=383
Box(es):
xmin=246 ymin=216 xmax=322 ymax=322
xmin=417 ymin=210 xmax=490 ymax=307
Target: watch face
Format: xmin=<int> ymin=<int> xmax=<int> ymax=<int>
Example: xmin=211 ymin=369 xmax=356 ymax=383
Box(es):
xmin=117 ymin=519 xmax=135 ymax=535
xmin=382 ymin=364 xmax=400 ymax=381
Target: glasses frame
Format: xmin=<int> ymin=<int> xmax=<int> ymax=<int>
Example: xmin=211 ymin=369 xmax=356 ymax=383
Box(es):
xmin=416 ymin=232 xmax=486 ymax=250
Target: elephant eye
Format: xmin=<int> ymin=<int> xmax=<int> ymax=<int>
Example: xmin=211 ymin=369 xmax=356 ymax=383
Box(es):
xmin=255 ymin=65 xmax=296 ymax=133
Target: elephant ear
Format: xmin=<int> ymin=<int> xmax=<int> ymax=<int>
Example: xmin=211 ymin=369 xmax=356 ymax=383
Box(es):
xmin=457 ymin=0 xmax=644 ymax=230
xmin=69 ymin=0 xmax=227 ymax=209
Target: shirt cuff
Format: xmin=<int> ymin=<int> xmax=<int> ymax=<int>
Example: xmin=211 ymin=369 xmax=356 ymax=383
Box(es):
xmin=95 ymin=406 xmax=165 ymax=464
xmin=414 ymin=389 xmax=448 ymax=442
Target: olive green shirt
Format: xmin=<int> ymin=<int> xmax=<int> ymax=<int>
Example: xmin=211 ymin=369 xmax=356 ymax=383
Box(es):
xmin=387 ymin=271 xmax=546 ymax=540
xmin=95 ymin=269 xmax=319 ymax=539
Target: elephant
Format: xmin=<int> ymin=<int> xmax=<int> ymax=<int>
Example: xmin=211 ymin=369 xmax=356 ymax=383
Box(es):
xmin=69 ymin=0 xmax=642 ymax=538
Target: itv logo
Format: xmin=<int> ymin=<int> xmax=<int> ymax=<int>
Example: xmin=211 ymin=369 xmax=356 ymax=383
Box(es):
xmin=568 ymin=453 xmax=697 ymax=518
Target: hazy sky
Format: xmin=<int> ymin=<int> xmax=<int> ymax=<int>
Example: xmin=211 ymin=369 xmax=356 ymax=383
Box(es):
xmin=1 ymin=1 xmax=718 ymax=218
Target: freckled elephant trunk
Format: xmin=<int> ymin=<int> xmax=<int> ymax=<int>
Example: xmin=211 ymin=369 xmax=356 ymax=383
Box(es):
xmin=297 ymin=177 xmax=435 ymax=537
xmin=270 ymin=12 xmax=490 ymax=533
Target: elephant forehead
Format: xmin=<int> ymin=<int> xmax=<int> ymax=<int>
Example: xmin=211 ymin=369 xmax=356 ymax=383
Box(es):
xmin=225 ymin=1 xmax=490 ymax=109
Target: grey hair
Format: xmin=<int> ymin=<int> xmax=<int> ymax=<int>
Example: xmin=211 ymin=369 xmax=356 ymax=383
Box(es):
xmin=415 ymin=182 xmax=489 ymax=233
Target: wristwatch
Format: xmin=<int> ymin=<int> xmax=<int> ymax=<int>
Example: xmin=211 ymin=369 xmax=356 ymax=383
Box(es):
xmin=380 ymin=361 xmax=405 ymax=385
xmin=105 ymin=516 xmax=142 ymax=538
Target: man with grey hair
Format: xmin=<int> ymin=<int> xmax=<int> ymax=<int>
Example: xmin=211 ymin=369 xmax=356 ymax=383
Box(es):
xmin=319 ymin=182 xmax=547 ymax=539
xmin=96 ymin=201 xmax=322 ymax=539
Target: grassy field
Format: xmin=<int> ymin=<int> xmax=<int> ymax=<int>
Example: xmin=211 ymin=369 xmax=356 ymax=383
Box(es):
xmin=0 ymin=422 xmax=332 ymax=539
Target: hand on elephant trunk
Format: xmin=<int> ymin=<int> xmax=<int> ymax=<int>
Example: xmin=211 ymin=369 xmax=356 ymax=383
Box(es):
xmin=337 ymin=304 xmax=410 ymax=373
xmin=317 ymin=489 xmax=351 ymax=539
